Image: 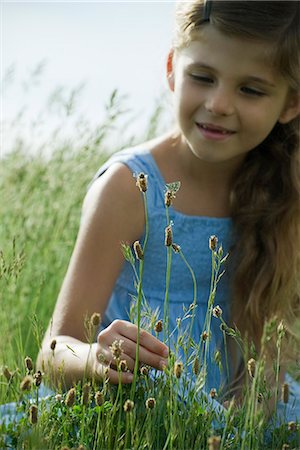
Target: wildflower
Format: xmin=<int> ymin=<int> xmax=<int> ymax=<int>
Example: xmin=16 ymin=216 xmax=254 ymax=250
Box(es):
xmin=95 ymin=390 xmax=104 ymax=406
xmin=165 ymin=225 xmax=173 ymax=247
xmin=172 ymin=243 xmax=181 ymax=253
xmin=281 ymin=382 xmax=289 ymax=404
xmin=29 ymin=404 xmax=38 ymax=425
xmin=288 ymin=421 xmax=297 ymax=432
xmin=65 ymin=387 xmax=76 ymax=407
xmin=2 ymin=366 xmax=12 ymax=382
xmin=247 ymin=358 xmax=256 ymax=378
xmin=209 ymin=388 xmax=217 ymax=399
xmin=201 ymin=331 xmax=209 ymax=341
xmin=33 ymin=370 xmax=42 ymax=387
xmin=20 ymin=375 xmax=32 ymax=391
xmin=135 ymin=173 xmax=148 ymax=192
xmin=110 ymin=339 xmax=124 ymax=360
xmin=209 ymin=235 xmax=218 ymax=251
xmin=193 ymin=357 xmax=200 ymax=376
xmin=208 ymin=435 xmax=221 ymax=450
xmin=212 ymin=305 xmax=222 ymax=318
xmin=133 ymin=241 xmax=144 ymax=260
xmin=154 ymin=320 xmax=163 ymax=333
xmin=91 ymin=312 xmax=101 ymax=327
xmin=140 ymin=366 xmax=149 ymax=376
xmin=25 ymin=356 xmax=33 ymax=373
xmin=174 ymin=361 xmax=183 ymax=379
xmin=145 ymin=397 xmax=156 ymax=410
xmin=82 ymin=383 xmax=90 ymax=406
xmin=123 ymin=399 xmax=134 ymax=412
xmin=119 ymin=360 xmax=128 ymax=372
xmin=50 ymin=339 xmax=57 ymax=351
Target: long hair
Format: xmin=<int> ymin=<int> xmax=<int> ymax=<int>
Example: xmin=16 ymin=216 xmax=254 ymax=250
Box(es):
xmin=173 ymin=1 xmax=300 ymax=367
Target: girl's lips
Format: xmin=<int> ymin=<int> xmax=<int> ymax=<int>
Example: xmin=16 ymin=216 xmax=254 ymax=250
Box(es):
xmin=195 ymin=122 xmax=236 ymax=141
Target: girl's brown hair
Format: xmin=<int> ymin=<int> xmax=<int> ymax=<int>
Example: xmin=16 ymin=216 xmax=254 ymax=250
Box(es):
xmin=173 ymin=1 xmax=300 ymax=370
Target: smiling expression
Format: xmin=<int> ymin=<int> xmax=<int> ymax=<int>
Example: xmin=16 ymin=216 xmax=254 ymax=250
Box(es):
xmin=168 ymin=25 xmax=299 ymax=165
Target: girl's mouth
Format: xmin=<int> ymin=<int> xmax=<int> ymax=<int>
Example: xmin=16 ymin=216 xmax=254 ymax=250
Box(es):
xmin=196 ymin=122 xmax=236 ymax=141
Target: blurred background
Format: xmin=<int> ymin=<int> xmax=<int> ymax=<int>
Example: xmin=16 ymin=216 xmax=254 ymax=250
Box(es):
xmin=2 ymin=1 xmax=176 ymax=157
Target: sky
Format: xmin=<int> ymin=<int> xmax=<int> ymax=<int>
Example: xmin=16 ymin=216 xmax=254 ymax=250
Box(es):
xmin=1 ymin=1 xmax=176 ymax=157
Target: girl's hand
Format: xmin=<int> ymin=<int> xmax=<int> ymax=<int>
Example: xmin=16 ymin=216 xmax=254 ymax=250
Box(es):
xmin=93 ymin=319 xmax=169 ymax=384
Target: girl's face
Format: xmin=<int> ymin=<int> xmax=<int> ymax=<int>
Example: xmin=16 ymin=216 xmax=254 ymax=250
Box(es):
xmin=168 ymin=25 xmax=300 ymax=165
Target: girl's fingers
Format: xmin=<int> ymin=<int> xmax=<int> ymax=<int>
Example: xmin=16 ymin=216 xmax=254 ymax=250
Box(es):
xmin=118 ymin=335 xmax=167 ymax=371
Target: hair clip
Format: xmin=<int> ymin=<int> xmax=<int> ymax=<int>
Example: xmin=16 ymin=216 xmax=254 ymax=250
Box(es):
xmin=203 ymin=0 xmax=213 ymax=22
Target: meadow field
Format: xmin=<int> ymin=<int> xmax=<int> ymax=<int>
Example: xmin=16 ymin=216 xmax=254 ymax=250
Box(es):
xmin=0 ymin=89 xmax=300 ymax=449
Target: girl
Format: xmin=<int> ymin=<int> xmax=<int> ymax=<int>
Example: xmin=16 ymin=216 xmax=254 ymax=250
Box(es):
xmin=37 ymin=0 xmax=300 ymax=424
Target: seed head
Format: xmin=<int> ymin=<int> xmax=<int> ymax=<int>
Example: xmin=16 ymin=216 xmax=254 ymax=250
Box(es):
xmin=135 ymin=172 xmax=148 ymax=192
xmin=20 ymin=375 xmax=33 ymax=391
xmin=257 ymin=393 xmax=263 ymax=403
xmin=95 ymin=390 xmax=104 ymax=406
xmin=288 ymin=421 xmax=297 ymax=432
xmin=165 ymin=190 xmax=176 ymax=207
xmin=281 ymin=382 xmax=289 ymax=404
xmin=145 ymin=397 xmax=156 ymax=410
xmin=212 ymin=305 xmax=222 ymax=318
xmin=209 ymin=388 xmax=217 ymax=399
xmin=140 ymin=366 xmax=149 ymax=376
xmin=65 ymin=387 xmax=76 ymax=407
xmin=201 ymin=331 xmax=209 ymax=341
xmin=209 ymin=235 xmax=218 ymax=251
xmin=119 ymin=359 xmax=128 ymax=372
xmin=82 ymin=383 xmax=90 ymax=406
xmin=193 ymin=357 xmax=200 ymax=376
xmin=110 ymin=339 xmax=123 ymax=360
xmin=25 ymin=356 xmax=33 ymax=373
xmin=174 ymin=361 xmax=183 ymax=379
xmin=208 ymin=435 xmax=221 ymax=450
xmin=214 ymin=350 xmax=222 ymax=365
xmin=50 ymin=339 xmax=57 ymax=351
xmin=247 ymin=358 xmax=256 ymax=378
xmin=133 ymin=241 xmax=144 ymax=260
xmin=55 ymin=394 xmax=62 ymax=402
xmin=172 ymin=243 xmax=181 ymax=253
xmin=165 ymin=225 xmax=173 ymax=247
xmin=282 ymin=445 xmax=290 ymax=450
xmin=154 ymin=320 xmax=163 ymax=333
xmin=123 ymin=399 xmax=134 ymax=413
xmin=91 ymin=312 xmax=101 ymax=327
xmin=29 ymin=404 xmax=38 ymax=425
xmin=77 ymin=446 xmax=85 ymax=450
xmin=33 ymin=370 xmax=42 ymax=387
xmin=2 ymin=366 xmax=12 ymax=382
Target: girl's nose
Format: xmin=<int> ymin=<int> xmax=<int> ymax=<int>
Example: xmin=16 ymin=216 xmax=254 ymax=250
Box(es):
xmin=204 ymin=87 xmax=235 ymax=116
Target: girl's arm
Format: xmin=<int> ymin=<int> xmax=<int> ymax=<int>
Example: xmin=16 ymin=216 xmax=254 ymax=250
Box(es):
xmin=37 ymin=162 xmax=168 ymax=389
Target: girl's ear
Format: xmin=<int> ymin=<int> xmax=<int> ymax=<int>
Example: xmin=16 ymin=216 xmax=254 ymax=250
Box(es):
xmin=166 ymin=49 xmax=175 ymax=92
xmin=278 ymin=92 xmax=300 ymax=124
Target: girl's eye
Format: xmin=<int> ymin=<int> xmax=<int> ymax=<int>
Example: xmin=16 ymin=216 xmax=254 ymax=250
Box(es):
xmin=241 ymin=86 xmax=266 ymax=97
xmin=189 ymin=74 xmax=214 ymax=84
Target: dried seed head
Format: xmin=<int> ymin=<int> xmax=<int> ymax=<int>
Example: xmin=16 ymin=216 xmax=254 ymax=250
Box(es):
xmin=95 ymin=390 xmax=104 ymax=406
xmin=165 ymin=225 xmax=173 ymax=247
xmin=193 ymin=357 xmax=200 ymax=376
xmin=29 ymin=404 xmax=38 ymax=425
xmin=209 ymin=235 xmax=218 ymax=251
xmin=50 ymin=339 xmax=57 ymax=351
xmin=91 ymin=312 xmax=101 ymax=327
xmin=257 ymin=393 xmax=263 ymax=403
xmin=25 ymin=356 xmax=33 ymax=373
xmin=82 ymin=383 xmax=90 ymax=406
xmin=145 ymin=397 xmax=156 ymax=410
xmin=77 ymin=446 xmax=85 ymax=450
xmin=208 ymin=435 xmax=221 ymax=450
xmin=140 ymin=366 xmax=149 ymax=376
xmin=201 ymin=331 xmax=209 ymax=341
xmin=119 ymin=359 xmax=128 ymax=372
xmin=110 ymin=339 xmax=124 ymax=360
xmin=277 ymin=320 xmax=286 ymax=339
xmin=172 ymin=243 xmax=181 ymax=253
xmin=154 ymin=320 xmax=163 ymax=333
xmin=33 ymin=370 xmax=42 ymax=387
xmin=281 ymin=382 xmax=289 ymax=404
xmin=133 ymin=241 xmax=144 ymax=260
xmin=247 ymin=358 xmax=256 ymax=378
xmin=212 ymin=305 xmax=222 ymax=318
xmin=123 ymin=399 xmax=134 ymax=412
xmin=20 ymin=375 xmax=33 ymax=391
xmin=174 ymin=361 xmax=183 ymax=379
xmin=164 ymin=190 xmax=176 ymax=207
xmin=65 ymin=387 xmax=76 ymax=407
xmin=288 ymin=421 xmax=297 ymax=432
xmin=282 ymin=444 xmax=290 ymax=450
xmin=61 ymin=447 xmax=70 ymax=450
xmin=2 ymin=366 xmax=12 ymax=382
xmin=136 ymin=173 xmax=148 ymax=192
xmin=55 ymin=394 xmax=62 ymax=402
xmin=209 ymin=388 xmax=217 ymax=399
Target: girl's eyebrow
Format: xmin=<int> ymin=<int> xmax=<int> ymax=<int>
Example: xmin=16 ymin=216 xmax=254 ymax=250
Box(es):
xmin=185 ymin=62 xmax=276 ymax=88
